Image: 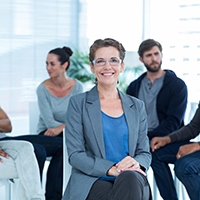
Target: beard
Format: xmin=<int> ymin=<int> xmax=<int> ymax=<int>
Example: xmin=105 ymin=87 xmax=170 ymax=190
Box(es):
xmin=144 ymin=60 xmax=162 ymax=73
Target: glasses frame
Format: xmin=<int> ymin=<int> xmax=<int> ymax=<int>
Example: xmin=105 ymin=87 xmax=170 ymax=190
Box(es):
xmin=92 ymin=58 xmax=122 ymax=66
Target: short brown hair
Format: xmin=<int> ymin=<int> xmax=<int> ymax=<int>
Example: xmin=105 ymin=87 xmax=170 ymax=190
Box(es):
xmin=138 ymin=39 xmax=162 ymax=58
xmin=89 ymin=38 xmax=126 ymax=63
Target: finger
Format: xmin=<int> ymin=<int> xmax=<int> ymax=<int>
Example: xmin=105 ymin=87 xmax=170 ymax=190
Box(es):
xmin=117 ymin=163 xmax=131 ymax=172
xmin=150 ymin=140 xmax=156 ymax=148
xmin=153 ymin=143 xmax=162 ymax=151
xmin=150 ymin=141 xmax=158 ymax=151
xmin=44 ymin=131 xmax=48 ymax=135
xmin=150 ymin=144 xmax=156 ymax=152
xmin=120 ymin=160 xmax=139 ymax=172
xmin=176 ymin=149 xmax=182 ymax=159
xmin=0 ymin=150 xmax=9 ymax=158
xmin=176 ymin=153 xmax=181 ymax=159
xmin=0 ymin=158 xmax=3 ymax=163
xmin=134 ymin=168 xmax=146 ymax=176
xmin=116 ymin=157 xmax=129 ymax=167
xmin=116 ymin=159 xmax=133 ymax=172
xmin=125 ymin=168 xmax=146 ymax=176
xmin=44 ymin=131 xmax=51 ymax=136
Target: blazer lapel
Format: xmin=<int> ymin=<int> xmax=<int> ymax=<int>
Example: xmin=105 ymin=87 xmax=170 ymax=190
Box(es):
xmin=86 ymin=86 xmax=106 ymax=158
xmin=119 ymin=91 xmax=137 ymax=155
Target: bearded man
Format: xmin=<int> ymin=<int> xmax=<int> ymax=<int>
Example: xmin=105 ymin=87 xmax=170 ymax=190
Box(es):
xmin=127 ymin=39 xmax=188 ymax=200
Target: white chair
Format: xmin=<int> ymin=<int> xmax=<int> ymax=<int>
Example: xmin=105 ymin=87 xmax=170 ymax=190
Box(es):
xmin=0 ymin=179 xmax=11 ymax=200
xmin=0 ymin=175 xmax=21 ymax=200
xmin=29 ymin=101 xmax=40 ymax=135
xmin=29 ymin=101 xmax=51 ymax=191
xmin=148 ymin=166 xmax=190 ymax=200
xmin=29 ymin=102 xmax=71 ymax=194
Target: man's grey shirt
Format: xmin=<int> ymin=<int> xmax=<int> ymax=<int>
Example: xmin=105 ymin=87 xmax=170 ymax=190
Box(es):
xmin=138 ymin=74 xmax=165 ymax=131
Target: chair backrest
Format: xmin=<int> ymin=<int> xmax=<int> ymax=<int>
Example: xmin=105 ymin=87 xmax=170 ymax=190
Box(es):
xmin=29 ymin=102 xmax=40 ymax=134
xmin=63 ymin=128 xmax=72 ymax=194
xmin=29 ymin=102 xmax=71 ymax=194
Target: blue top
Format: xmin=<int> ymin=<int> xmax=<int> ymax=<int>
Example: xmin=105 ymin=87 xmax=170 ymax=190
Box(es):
xmin=126 ymin=70 xmax=187 ymax=139
xmin=99 ymin=111 xmax=129 ymax=181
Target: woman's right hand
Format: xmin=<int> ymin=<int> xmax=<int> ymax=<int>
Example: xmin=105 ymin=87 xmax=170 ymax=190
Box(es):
xmin=107 ymin=166 xmax=120 ymax=177
xmin=0 ymin=148 xmax=9 ymax=163
xmin=150 ymin=136 xmax=171 ymax=152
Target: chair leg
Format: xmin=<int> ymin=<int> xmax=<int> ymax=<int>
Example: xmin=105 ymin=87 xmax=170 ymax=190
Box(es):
xmin=0 ymin=179 xmax=11 ymax=200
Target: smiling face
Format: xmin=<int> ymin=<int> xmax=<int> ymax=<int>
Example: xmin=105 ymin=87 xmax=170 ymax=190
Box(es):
xmin=140 ymin=46 xmax=162 ymax=73
xmin=90 ymin=46 xmax=124 ymax=87
xmin=46 ymin=53 xmax=67 ymax=78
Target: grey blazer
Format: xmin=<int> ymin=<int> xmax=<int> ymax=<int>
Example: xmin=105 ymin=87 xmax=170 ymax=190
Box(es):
xmin=62 ymin=86 xmax=151 ymax=200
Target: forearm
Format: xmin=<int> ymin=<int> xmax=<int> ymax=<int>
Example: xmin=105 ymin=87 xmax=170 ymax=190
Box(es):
xmin=69 ymin=151 xmax=114 ymax=177
xmin=148 ymin=120 xmax=182 ymax=139
xmin=164 ymin=136 xmax=171 ymax=144
xmin=196 ymin=142 xmax=200 ymax=151
xmin=0 ymin=119 xmax=12 ymax=133
xmin=169 ymin=107 xmax=200 ymax=143
xmin=56 ymin=124 xmax=65 ymax=133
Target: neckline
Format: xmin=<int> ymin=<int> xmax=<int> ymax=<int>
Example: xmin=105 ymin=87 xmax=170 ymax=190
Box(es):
xmin=101 ymin=110 xmax=124 ymax=119
xmin=41 ymin=79 xmax=77 ymax=98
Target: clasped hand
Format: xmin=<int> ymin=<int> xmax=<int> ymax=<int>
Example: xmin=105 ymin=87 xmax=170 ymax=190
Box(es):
xmin=107 ymin=156 xmax=146 ymax=177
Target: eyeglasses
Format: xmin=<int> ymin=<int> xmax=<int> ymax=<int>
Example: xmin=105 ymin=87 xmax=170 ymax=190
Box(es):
xmin=92 ymin=58 xmax=122 ymax=66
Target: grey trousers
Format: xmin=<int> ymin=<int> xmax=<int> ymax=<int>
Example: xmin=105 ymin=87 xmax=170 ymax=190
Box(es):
xmin=86 ymin=170 xmax=152 ymax=200
xmin=0 ymin=140 xmax=45 ymax=200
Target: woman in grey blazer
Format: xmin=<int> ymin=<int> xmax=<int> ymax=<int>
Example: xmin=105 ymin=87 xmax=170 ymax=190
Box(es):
xmin=63 ymin=38 xmax=152 ymax=200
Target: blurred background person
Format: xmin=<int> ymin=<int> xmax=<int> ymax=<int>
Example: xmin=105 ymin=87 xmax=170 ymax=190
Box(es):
xmin=126 ymin=39 xmax=188 ymax=200
xmin=0 ymin=107 xmax=45 ymax=200
xmin=151 ymin=102 xmax=200 ymax=200
xmin=37 ymin=46 xmax=83 ymax=137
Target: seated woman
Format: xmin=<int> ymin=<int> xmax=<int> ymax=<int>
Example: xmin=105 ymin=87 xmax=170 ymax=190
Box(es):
xmin=151 ymin=102 xmax=200 ymax=200
xmin=62 ymin=38 xmax=152 ymax=200
xmin=2 ymin=46 xmax=83 ymax=200
xmin=0 ymin=107 xmax=44 ymax=200
xmin=37 ymin=46 xmax=84 ymax=137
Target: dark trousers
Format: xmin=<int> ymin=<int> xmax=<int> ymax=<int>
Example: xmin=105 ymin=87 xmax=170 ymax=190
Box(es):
xmin=151 ymin=141 xmax=192 ymax=200
xmin=86 ymin=170 xmax=152 ymax=200
xmin=1 ymin=134 xmax=63 ymax=200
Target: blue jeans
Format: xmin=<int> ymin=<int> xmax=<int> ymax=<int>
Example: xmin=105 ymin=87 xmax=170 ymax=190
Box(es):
xmin=1 ymin=135 xmax=63 ymax=200
xmin=175 ymin=150 xmax=200 ymax=200
xmin=151 ymin=141 xmax=190 ymax=200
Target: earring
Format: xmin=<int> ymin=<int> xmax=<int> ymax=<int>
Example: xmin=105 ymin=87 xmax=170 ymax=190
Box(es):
xmin=94 ymin=77 xmax=98 ymax=84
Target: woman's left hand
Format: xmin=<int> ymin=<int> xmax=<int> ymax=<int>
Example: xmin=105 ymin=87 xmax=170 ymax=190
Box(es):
xmin=44 ymin=127 xmax=60 ymax=136
xmin=115 ymin=156 xmax=146 ymax=176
